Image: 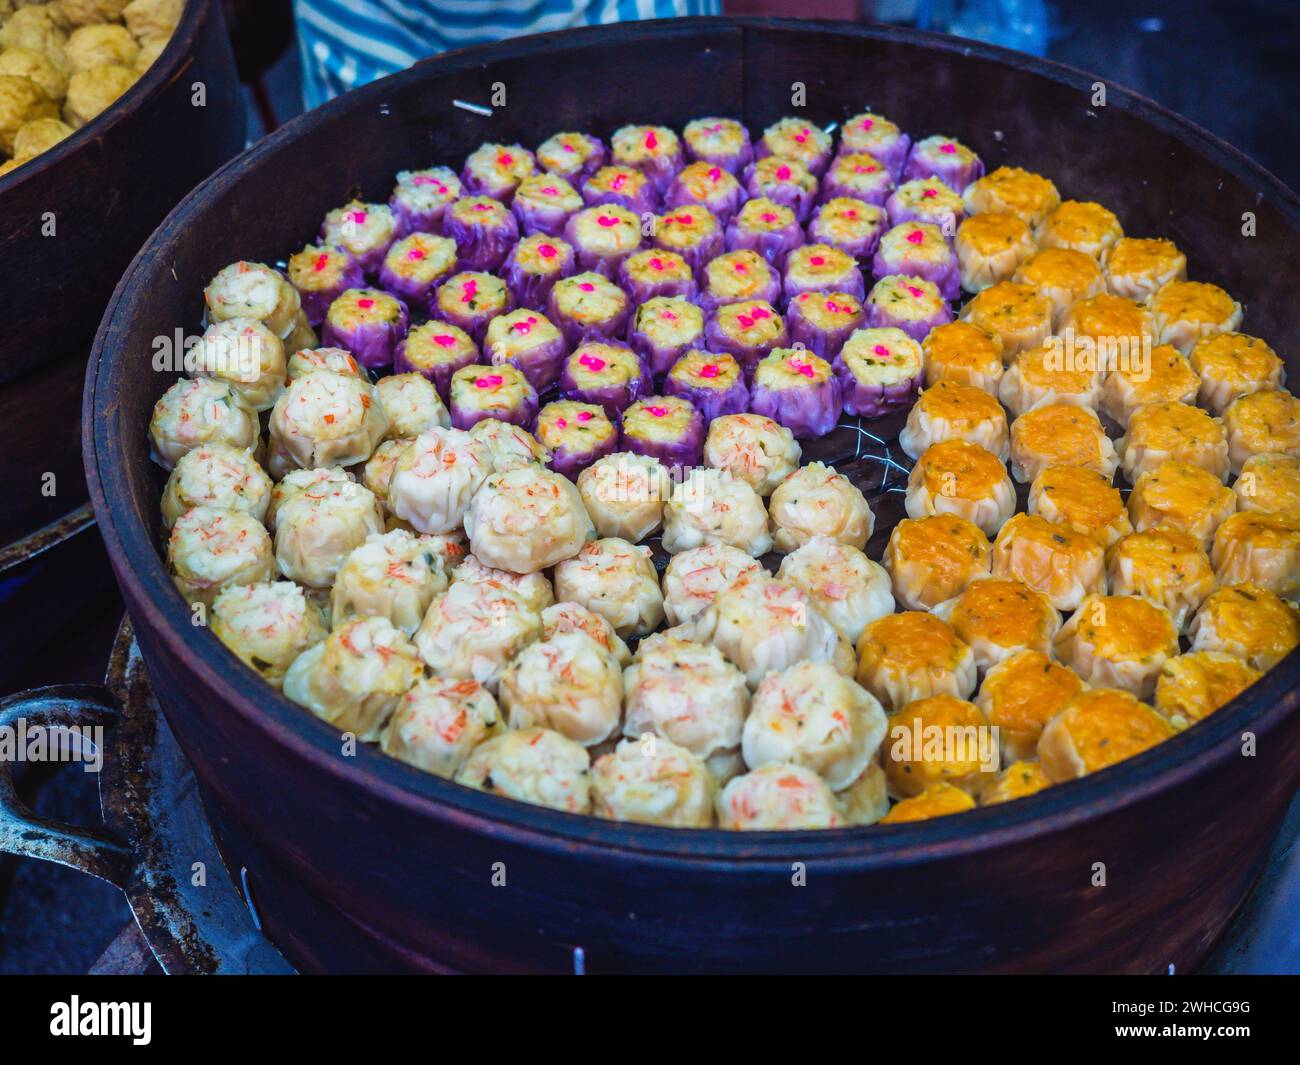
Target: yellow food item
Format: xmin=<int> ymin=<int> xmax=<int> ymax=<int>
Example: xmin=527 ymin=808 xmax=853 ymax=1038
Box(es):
xmin=0 ymin=72 xmax=57 ymax=154
xmin=1127 ymin=460 xmax=1235 ymax=544
xmin=883 ymin=694 xmax=997 ymax=798
xmin=922 ymin=319 xmax=1004 ymax=392
xmin=1038 ymin=688 xmax=1174 ymax=781
xmin=1190 ymin=583 xmax=1300 ymax=670
xmin=1154 ymin=652 xmax=1261 ymax=730
xmin=880 ymin=781 xmax=977 ymax=823
xmin=980 ymin=760 xmax=1052 ymax=806
xmin=964 ymin=166 xmax=1061 ymax=227
xmin=976 ymin=649 xmax=1084 ymax=761
xmin=1028 ymin=464 xmax=1132 ymax=547
xmin=1036 ymin=200 xmax=1122 ymax=258
xmin=63 ymin=63 xmax=136 ymax=128
xmin=0 ymin=46 xmax=69 ymax=99
xmin=884 ymin=513 xmax=992 ymax=610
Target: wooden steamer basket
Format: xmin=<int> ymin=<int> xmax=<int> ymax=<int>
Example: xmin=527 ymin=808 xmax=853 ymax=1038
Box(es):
xmin=0 ymin=0 xmax=244 ymax=691
xmin=84 ymin=18 xmax=1300 ymax=973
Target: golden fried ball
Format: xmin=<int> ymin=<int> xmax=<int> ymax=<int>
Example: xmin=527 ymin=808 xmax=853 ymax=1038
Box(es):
xmin=0 ymin=72 xmax=56 ymax=153
xmin=0 ymin=156 xmax=25 ymax=176
xmin=122 ymin=0 xmax=181 ymax=45
xmin=57 ymin=0 xmax=130 ymax=27
xmin=132 ymin=31 xmax=164 ymax=73
xmin=0 ymin=45 xmax=69 ymax=99
xmin=62 ymin=61 xmax=134 ymax=127
xmin=0 ymin=6 xmax=69 ymax=55
xmin=64 ymin=23 xmax=138 ymax=73
xmin=13 ymin=113 xmax=70 ymax=154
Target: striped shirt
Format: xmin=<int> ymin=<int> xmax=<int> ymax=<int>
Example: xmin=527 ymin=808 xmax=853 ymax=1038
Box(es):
xmin=295 ymin=0 xmax=723 ymax=108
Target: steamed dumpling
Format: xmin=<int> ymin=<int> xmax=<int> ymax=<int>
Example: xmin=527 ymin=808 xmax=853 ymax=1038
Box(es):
xmin=414 ymin=578 xmax=542 ymax=691
xmin=499 ymin=631 xmax=623 ymax=746
xmin=283 ymin=617 xmax=423 ymax=741
xmin=463 ymin=465 xmax=594 ymax=574
xmin=662 ymin=467 xmax=772 ymax=556
xmin=741 ymin=662 xmax=887 ymax=790
xmin=769 ymin=462 xmax=873 ymax=552
xmin=387 ymin=426 xmax=495 ymax=534
xmin=553 ymin=537 xmax=664 ymax=637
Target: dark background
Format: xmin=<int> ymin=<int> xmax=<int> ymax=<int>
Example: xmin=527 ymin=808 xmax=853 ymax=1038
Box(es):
xmin=1 ymin=0 xmax=1297 ymax=974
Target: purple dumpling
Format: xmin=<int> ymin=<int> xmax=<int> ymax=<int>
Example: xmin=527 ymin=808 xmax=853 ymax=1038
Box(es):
xmin=559 ymin=340 xmax=653 ymax=419
xmin=663 ymin=350 xmax=750 ymax=422
xmin=785 ymin=290 xmax=866 ymax=359
xmin=871 ymin=223 xmax=961 ymax=301
xmin=749 ymin=348 xmax=843 ymax=439
xmin=320 ymin=288 xmax=409 ymax=370
xmin=286 ymin=244 xmax=365 ymax=328
xmin=502 ymin=235 xmax=576 ymax=311
xmin=724 ymin=197 xmax=804 ymax=269
xmin=627 ymin=296 xmax=707 ymax=381
xmin=442 ymin=195 xmax=520 ymax=272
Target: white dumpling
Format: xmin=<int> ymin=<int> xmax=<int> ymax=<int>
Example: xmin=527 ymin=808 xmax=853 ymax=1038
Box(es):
xmin=455 ymin=727 xmax=592 ymax=814
xmin=467 ymin=418 xmax=551 ymax=472
xmin=662 ymin=467 xmax=773 ymax=556
xmin=267 ymin=370 xmax=388 ymax=479
xmin=591 ymin=736 xmax=716 ymax=828
xmin=167 ymin=505 xmax=274 ymax=607
xmin=576 ymin=451 xmax=672 ymax=543
xmin=274 ymin=479 xmax=383 ymax=588
xmin=387 ymin=426 xmax=495 ymax=535
xmin=149 ymin=377 xmax=259 ymax=470
xmin=330 ymin=528 xmax=449 ymax=635
xmin=463 ymin=465 xmax=594 ymax=574
xmin=282 ymin=617 xmax=423 ymax=741
xmin=160 ymin=441 xmax=272 ymax=528
xmin=768 ymin=462 xmax=873 ymax=552
xmin=552 ymin=537 xmax=664 ymax=637
xmin=265 ymin=466 xmax=353 ymax=529
xmin=622 ymin=636 xmax=749 ymax=759
xmin=776 ymin=536 xmax=894 ymax=644
xmin=691 ymin=577 xmax=841 ymax=688
xmin=204 ymin=260 xmax=303 ymax=339
xmin=741 ymin=662 xmax=888 ymax=790
xmin=703 ymin=413 xmax=802 ymax=496
xmin=541 ymin=600 xmax=632 ymax=666
xmin=716 ymin=764 xmax=842 ymax=830
xmin=382 ymin=676 xmax=503 ymax=779
xmin=451 ymin=553 xmax=554 ymax=613
xmin=414 ymin=579 xmax=542 ymax=691
xmin=661 ymin=543 xmax=766 ymax=626
xmin=499 ymin=631 xmax=623 ymax=746
xmin=190 ymin=317 xmax=287 ymax=413
xmin=374 ymin=372 xmax=450 ymax=439
xmin=210 ymin=581 xmax=328 ymax=689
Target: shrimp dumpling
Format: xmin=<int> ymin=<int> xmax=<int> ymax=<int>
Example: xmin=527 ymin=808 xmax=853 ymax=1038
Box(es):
xmin=382 ymin=677 xmax=503 ymax=778
xmin=553 ymin=537 xmax=664 ymax=637
xmin=414 ymin=579 xmax=542 ymax=691
xmin=662 ymin=467 xmax=772 ymax=556
xmin=499 ymin=631 xmax=623 ymax=746
xmin=283 ymin=617 xmax=423 ymax=741
xmin=692 ymin=577 xmax=842 ymax=689
xmin=742 ymin=662 xmax=888 ymax=790
xmin=455 ymin=728 xmax=593 ymax=814
xmin=592 ymin=737 xmax=716 ymax=828
xmin=388 ymin=426 xmax=495 ymax=535
xmin=622 ymin=636 xmax=749 ymax=760
xmin=464 ymin=465 xmax=594 ymax=574
xmin=776 ymin=536 xmax=894 ymax=644
xmin=662 ymin=543 xmax=765 ymax=626
xmin=768 ymin=461 xmax=873 ymax=552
